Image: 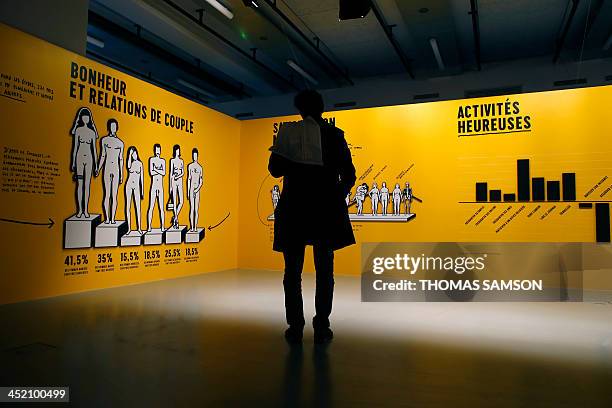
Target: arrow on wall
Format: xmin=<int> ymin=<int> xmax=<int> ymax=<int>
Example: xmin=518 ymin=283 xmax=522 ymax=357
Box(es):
xmin=208 ymin=212 xmax=230 ymax=231
xmin=0 ymin=217 xmax=55 ymax=228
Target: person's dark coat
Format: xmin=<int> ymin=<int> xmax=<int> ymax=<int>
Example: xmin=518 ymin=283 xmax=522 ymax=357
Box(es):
xmin=268 ymin=119 xmax=356 ymax=252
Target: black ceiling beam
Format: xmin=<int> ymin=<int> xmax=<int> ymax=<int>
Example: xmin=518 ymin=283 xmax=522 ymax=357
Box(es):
xmin=370 ymin=1 xmax=415 ymax=79
xmin=87 ymin=50 xmax=209 ymax=105
xmin=88 ymin=11 xmax=249 ymax=99
xmin=469 ymin=0 xmax=481 ymax=71
xmin=161 ymin=0 xmax=299 ymax=92
xmin=553 ymin=0 xmax=580 ymax=63
xmin=257 ymin=1 xmax=354 ymax=86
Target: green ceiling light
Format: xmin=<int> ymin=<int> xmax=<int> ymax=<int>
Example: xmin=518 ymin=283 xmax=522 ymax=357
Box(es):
xmin=240 ymin=30 xmax=248 ymax=40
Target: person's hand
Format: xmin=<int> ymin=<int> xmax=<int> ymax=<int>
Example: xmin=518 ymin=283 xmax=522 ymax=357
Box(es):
xmin=119 ymin=177 xmax=123 ymax=184
xmin=71 ymin=163 xmax=76 ymax=172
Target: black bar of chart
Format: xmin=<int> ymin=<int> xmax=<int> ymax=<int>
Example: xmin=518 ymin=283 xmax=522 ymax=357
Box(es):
xmin=595 ymin=204 xmax=611 ymax=243
xmin=517 ymin=159 xmax=530 ymax=201
xmin=532 ymin=178 xmax=545 ymax=201
xmin=476 ymin=182 xmax=488 ymax=202
xmin=547 ymin=181 xmax=560 ymax=201
xmin=562 ymin=173 xmax=576 ymax=201
xmin=468 ymin=158 xmax=611 ymax=243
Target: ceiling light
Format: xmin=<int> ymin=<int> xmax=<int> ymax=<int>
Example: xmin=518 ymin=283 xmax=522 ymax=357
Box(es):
xmin=242 ymin=0 xmax=259 ymax=8
xmin=287 ymin=60 xmax=319 ymax=85
xmin=429 ymin=38 xmax=445 ymax=71
xmin=86 ymin=35 xmax=104 ymax=48
xmin=177 ymin=78 xmax=217 ymax=98
xmin=205 ymin=0 xmax=234 ymax=19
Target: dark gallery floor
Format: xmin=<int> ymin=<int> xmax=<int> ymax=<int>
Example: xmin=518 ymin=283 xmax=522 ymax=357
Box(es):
xmin=2 ymin=269 xmax=612 ymax=407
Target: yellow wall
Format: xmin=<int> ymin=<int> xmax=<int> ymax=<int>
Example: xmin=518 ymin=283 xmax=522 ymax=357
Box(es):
xmin=238 ymin=87 xmax=612 ymax=275
xmin=2 ymin=22 xmax=612 ymax=304
xmin=0 ymin=23 xmax=240 ymax=304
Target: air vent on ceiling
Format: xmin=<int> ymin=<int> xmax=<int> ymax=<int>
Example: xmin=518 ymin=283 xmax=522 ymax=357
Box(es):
xmin=334 ymin=101 xmax=357 ymax=108
xmin=464 ymin=86 xmax=522 ymax=99
xmin=413 ymin=93 xmax=439 ymax=100
xmin=235 ymin=112 xmax=254 ymax=119
xmin=553 ymin=78 xmax=587 ymax=87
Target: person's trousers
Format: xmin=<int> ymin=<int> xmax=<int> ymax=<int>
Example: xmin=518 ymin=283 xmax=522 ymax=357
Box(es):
xmin=283 ymin=243 xmax=334 ymax=330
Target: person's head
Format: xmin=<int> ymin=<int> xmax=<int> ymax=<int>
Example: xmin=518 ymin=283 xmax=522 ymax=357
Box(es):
xmin=382 ymin=182 xmax=386 ymax=188
xmin=153 ymin=143 xmax=161 ymax=157
xmin=373 ymin=182 xmax=377 ymax=188
xmin=173 ymin=144 xmax=180 ymax=158
xmin=192 ymin=147 xmax=198 ymax=161
xmin=294 ymin=89 xmax=324 ymax=119
xmin=395 ymin=183 xmax=400 ymax=189
xmin=273 ymin=185 xmax=279 ymax=191
xmin=127 ymin=146 xmax=138 ymax=168
xmin=107 ymin=118 xmax=118 ymax=134
xmin=405 ymin=182 xmax=410 ymax=187
xmin=71 ymin=107 xmax=97 ymax=135
xmin=131 ymin=147 xmax=138 ymax=161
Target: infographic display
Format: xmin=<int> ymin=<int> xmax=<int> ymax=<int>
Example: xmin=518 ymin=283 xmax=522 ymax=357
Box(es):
xmin=0 ymin=23 xmax=240 ymax=304
xmin=239 ymin=87 xmax=612 ymax=275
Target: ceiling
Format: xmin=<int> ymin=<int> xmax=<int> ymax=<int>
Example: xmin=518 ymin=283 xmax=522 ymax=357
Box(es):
xmin=86 ymin=0 xmax=612 ymax=116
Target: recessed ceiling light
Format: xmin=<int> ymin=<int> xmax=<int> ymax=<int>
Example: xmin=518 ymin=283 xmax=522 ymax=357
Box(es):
xmin=205 ymin=0 xmax=234 ymax=19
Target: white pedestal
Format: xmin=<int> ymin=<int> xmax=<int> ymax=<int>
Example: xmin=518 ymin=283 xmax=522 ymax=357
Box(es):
xmin=63 ymin=214 xmax=102 ymax=249
xmin=95 ymin=221 xmax=128 ymax=248
xmin=144 ymin=229 xmax=165 ymax=245
xmin=165 ymin=226 xmax=187 ymax=244
xmin=185 ymin=228 xmax=205 ymax=243
xmin=120 ymin=231 xmax=143 ymax=246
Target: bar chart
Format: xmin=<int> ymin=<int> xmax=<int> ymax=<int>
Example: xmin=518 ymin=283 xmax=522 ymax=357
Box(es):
xmin=474 ymin=159 xmax=577 ymax=203
xmin=465 ymin=159 xmax=610 ymax=243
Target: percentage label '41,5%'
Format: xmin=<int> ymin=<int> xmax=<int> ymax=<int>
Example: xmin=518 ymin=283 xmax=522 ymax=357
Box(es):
xmin=121 ymin=251 xmax=139 ymax=262
xmin=64 ymin=254 xmax=88 ymax=266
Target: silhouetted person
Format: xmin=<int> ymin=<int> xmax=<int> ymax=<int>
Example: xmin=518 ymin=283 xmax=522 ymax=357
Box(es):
xmin=268 ymin=90 xmax=356 ymax=344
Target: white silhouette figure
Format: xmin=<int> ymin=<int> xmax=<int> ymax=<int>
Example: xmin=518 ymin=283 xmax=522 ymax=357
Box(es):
xmin=124 ymin=146 xmax=144 ymax=235
xmin=355 ymin=183 xmax=367 ymax=215
xmin=70 ymin=107 xmax=98 ymax=218
xmin=369 ymin=182 xmax=380 ymax=215
xmin=147 ymin=144 xmax=166 ymax=231
xmin=380 ymin=182 xmax=389 ymax=216
xmin=392 ymin=183 xmax=402 ymax=215
xmin=271 ymin=185 xmax=280 ymax=209
xmin=96 ymin=119 xmax=124 ymax=224
xmin=187 ymin=148 xmax=203 ymax=232
xmin=169 ymin=144 xmax=185 ymax=229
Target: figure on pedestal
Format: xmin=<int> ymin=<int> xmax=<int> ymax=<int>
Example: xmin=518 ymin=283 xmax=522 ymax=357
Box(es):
xmin=96 ymin=119 xmax=124 ymax=224
xmin=187 ymin=148 xmax=203 ymax=232
xmin=125 ymin=146 xmax=144 ymax=234
xmin=70 ymin=107 xmax=98 ymax=218
xmin=169 ymin=144 xmax=185 ymax=229
xmin=146 ymin=144 xmax=166 ymax=231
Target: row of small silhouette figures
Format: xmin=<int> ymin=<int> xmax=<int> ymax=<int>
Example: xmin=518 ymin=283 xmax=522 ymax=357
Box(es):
xmin=271 ymin=181 xmax=415 ymax=216
xmin=69 ymin=108 xmax=203 ymax=234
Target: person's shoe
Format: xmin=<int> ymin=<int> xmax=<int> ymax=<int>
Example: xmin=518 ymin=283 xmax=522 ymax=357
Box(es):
xmin=314 ymin=327 xmax=333 ymax=344
xmin=284 ymin=326 xmax=303 ymax=344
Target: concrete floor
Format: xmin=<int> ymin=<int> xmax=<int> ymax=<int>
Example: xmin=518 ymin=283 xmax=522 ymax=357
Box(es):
xmin=2 ymin=269 xmax=612 ymax=407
